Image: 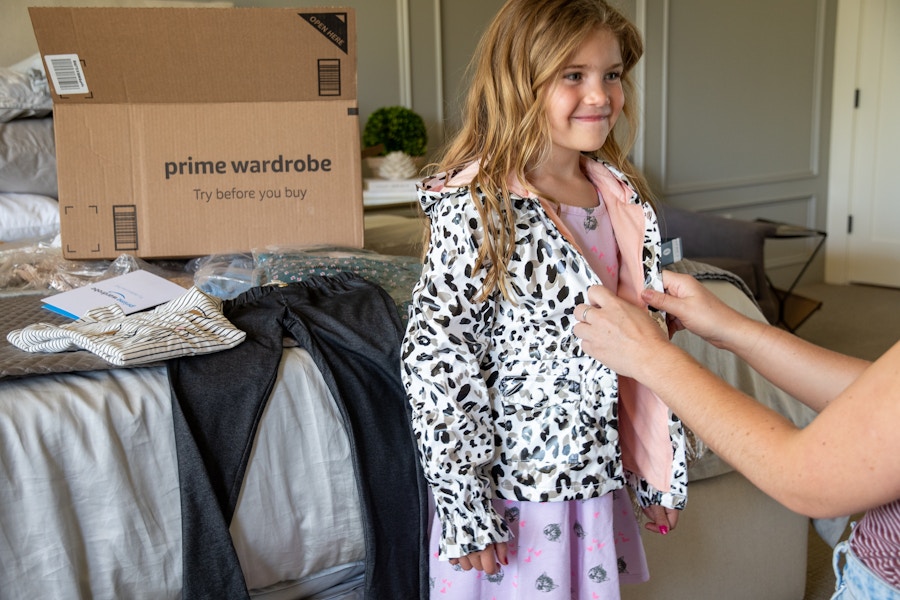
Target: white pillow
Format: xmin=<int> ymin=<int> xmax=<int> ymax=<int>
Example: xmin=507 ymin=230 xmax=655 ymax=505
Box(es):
xmin=0 ymin=192 xmax=59 ymax=242
xmin=0 ymin=116 xmax=57 ymax=196
xmin=0 ymin=54 xmax=53 ymax=123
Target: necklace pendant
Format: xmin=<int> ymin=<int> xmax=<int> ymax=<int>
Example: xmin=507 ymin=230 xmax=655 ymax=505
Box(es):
xmin=583 ymin=207 xmax=598 ymax=231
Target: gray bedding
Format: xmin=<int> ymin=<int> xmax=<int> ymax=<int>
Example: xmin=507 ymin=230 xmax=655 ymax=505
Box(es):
xmin=0 ymin=292 xmax=163 ymax=380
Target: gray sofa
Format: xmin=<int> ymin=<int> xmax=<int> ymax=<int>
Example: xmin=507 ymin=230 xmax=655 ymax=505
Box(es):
xmin=659 ymin=205 xmax=780 ymax=323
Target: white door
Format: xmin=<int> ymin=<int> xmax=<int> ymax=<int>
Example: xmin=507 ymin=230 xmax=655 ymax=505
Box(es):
xmin=846 ymin=0 xmax=900 ymax=287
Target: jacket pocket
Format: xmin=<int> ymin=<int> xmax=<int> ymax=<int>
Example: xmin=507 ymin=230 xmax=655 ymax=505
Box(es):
xmin=495 ymin=360 xmax=617 ymax=474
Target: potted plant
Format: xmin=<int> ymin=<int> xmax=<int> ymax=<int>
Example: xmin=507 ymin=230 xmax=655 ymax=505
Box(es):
xmin=362 ymin=106 xmax=427 ymax=179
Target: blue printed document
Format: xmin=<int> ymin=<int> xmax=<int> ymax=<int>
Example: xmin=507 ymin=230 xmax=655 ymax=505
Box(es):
xmin=42 ymin=270 xmax=187 ymax=320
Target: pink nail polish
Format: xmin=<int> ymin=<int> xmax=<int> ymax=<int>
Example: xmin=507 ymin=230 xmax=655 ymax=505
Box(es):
xmin=659 ymin=525 xmax=669 ymax=535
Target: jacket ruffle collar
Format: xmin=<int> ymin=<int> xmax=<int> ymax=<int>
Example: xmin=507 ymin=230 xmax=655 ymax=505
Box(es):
xmin=416 ymin=156 xmax=638 ymax=214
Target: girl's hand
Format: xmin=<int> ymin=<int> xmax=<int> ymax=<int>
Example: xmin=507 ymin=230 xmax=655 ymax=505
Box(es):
xmin=449 ymin=542 xmax=509 ymax=575
xmin=641 ymin=504 xmax=679 ymax=535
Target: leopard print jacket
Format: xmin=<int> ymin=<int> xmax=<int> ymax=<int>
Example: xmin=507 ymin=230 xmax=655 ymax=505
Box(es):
xmin=401 ymin=158 xmax=688 ymax=559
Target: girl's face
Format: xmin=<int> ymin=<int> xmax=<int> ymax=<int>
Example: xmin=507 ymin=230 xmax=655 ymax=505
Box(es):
xmin=544 ymin=27 xmax=624 ymax=159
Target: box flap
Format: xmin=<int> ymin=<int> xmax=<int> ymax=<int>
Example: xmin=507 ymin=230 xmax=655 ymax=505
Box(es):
xmin=29 ymin=7 xmax=356 ymax=104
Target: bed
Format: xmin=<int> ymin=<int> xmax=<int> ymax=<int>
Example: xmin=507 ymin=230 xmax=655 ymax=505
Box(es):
xmin=1 ymin=32 xmax=834 ymax=599
xmin=0 ymin=248 xmax=434 ymax=599
xmin=1 ymin=44 xmax=429 ymax=598
xmin=1 ymin=232 xmax=824 ymax=600
xmin=1 ymin=336 xmax=367 ymax=600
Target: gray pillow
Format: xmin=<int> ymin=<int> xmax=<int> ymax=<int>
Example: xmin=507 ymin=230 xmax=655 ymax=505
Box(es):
xmin=0 ymin=117 xmax=57 ymax=197
xmin=0 ymin=55 xmax=53 ymax=123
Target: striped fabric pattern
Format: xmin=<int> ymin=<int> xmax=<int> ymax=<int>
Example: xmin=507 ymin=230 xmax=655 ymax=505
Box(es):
xmin=7 ymin=287 xmax=245 ymax=366
xmin=851 ymin=499 xmax=900 ymax=588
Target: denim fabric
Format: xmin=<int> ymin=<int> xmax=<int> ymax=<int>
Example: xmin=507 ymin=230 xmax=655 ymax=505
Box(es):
xmin=168 ymin=273 xmax=428 ymax=600
xmin=832 ymin=539 xmax=900 ymax=600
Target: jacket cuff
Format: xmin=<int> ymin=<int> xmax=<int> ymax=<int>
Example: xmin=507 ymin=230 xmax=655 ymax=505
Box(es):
xmin=626 ymin=470 xmax=688 ymax=510
xmin=433 ymin=493 xmax=511 ymax=560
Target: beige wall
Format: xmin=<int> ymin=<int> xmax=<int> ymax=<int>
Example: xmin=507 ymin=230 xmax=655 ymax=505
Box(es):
xmin=1 ymin=0 xmax=232 ymax=66
xmin=431 ymin=0 xmax=836 ymax=283
xmin=2 ymin=0 xmax=838 ymax=281
xmin=643 ymin=0 xmax=836 ymax=284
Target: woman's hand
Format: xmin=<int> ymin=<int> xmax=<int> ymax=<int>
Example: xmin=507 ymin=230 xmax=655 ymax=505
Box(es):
xmin=449 ymin=542 xmax=509 ymax=575
xmin=573 ymin=285 xmax=670 ymax=380
xmin=640 ymin=271 xmax=744 ymax=349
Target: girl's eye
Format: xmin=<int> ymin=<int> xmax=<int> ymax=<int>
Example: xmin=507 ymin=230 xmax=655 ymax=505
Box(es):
xmin=563 ymin=72 xmax=583 ymax=82
xmin=606 ymin=71 xmax=622 ymax=81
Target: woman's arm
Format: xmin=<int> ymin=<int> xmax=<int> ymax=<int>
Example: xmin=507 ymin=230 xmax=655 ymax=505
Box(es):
xmin=574 ymin=281 xmax=900 ymax=518
xmin=632 ymin=340 xmax=900 ymax=518
xmin=641 ymin=272 xmax=870 ymax=413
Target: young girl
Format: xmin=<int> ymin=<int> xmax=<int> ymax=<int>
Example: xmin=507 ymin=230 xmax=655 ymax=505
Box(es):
xmin=401 ymin=1 xmax=687 ymax=597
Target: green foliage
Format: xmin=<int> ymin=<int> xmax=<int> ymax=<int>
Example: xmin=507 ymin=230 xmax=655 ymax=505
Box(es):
xmin=362 ymin=106 xmax=427 ymax=156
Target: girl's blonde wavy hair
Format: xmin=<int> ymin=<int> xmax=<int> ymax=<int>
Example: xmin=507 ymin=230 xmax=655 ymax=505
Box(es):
xmin=429 ymin=0 xmax=653 ymax=301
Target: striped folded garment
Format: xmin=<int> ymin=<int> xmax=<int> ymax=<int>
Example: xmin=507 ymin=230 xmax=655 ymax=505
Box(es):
xmin=6 ymin=287 xmax=246 ymax=366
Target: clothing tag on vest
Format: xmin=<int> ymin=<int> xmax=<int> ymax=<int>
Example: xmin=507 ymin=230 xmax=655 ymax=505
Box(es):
xmin=661 ymin=237 xmax=683 ymax=266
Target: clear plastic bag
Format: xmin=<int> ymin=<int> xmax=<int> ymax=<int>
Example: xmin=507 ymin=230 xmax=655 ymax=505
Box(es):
xmin=0 ymin=235 xmax=191 ymax=294
xmin=186 ymin=253 xmax=257 ymax=300
xmin=252 ymin=245 xmax=423 ymax=322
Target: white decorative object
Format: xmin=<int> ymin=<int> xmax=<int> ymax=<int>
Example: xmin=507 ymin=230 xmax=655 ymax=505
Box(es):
xmin=377 ymin=151 xmax=418 ymax=180
xmin=364 ymin=178 xmax=418 ymax=193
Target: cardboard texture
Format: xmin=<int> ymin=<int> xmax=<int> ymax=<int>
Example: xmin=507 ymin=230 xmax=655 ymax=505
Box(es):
xmin=29 ymin=7 xmax=362 ymax=259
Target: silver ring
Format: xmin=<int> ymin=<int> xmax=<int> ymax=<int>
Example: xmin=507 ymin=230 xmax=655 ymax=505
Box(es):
xmin=581 ymin=306 xmax=593 ymax=321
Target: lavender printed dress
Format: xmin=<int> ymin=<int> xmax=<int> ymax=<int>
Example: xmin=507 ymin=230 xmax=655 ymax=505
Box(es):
xmin=428 ymin=491 xmax=649 ymax=599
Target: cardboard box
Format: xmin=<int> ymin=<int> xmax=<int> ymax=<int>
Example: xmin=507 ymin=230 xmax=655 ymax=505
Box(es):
xmin=29 ymin=7 xmax=362 ymax=259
